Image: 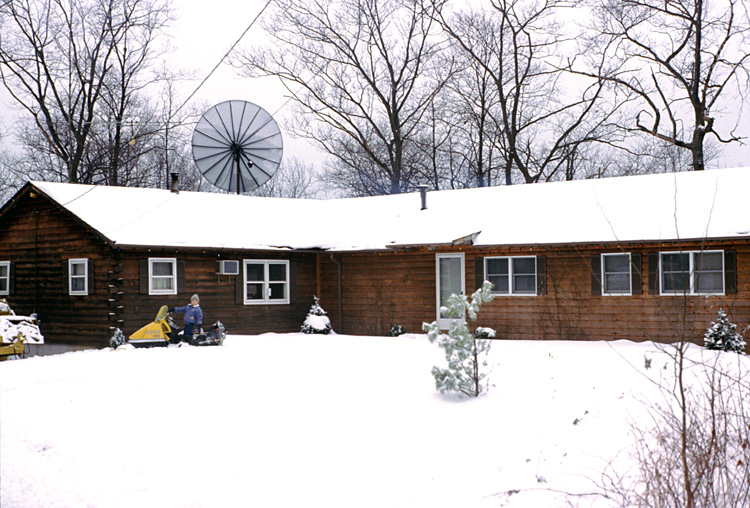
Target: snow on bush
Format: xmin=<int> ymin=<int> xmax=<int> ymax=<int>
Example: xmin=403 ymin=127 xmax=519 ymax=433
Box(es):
xmin=387 ymin=324 xmax=405 ymax=337
xmin=301 ymin=296 xmax=332 ymax=335
xmin=474 ymin=327 xmax=496 ymax=339
xmin=704 ymin=308 xmax=746 ymax=353
xmin=423 ymin=281 xmax=495 ymax=398
xmin=109 ymin=328 xmax=127 ymax=350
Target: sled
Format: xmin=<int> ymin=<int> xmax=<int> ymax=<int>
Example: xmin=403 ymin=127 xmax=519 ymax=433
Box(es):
xmin=128 ymin=305 xmax=226 ymax=347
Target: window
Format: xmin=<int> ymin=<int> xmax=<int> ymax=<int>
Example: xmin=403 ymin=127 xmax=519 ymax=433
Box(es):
xmin=485 ymin=256 xmax=537 ymax=295
xmin=68 ymin=258 xmax=88 ymax=295
xmin=0 ymin=261 xmax=9 ymax=296
xmin=244 ymin=260 xmax=289 ymax=304
xmin=149 ymin=258 xmax=177 ymax=295
xmin=602 ymin=253 xmax=631 ymax=295
xmin=660 ymin=251 xmax=724 ymax=295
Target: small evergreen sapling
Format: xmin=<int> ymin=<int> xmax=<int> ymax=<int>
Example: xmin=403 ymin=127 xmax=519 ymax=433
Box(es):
xmin=301 ymin=296 xmax=332 ymax=334
xmin=422 ymin=281 xmax=495 ymax=397
xmin=109 ymin=328 xmax=127 ymax=349
xmin=704 ymin=308 xmax=746 ymax=353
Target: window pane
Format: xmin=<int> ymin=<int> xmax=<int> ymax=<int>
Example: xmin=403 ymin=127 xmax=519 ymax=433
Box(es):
xmin=269 ymin=283 xmax=286 ymax=300
xmin=513 ymin=274 xmax=536 ymax=294
xmin=695 ymin=272 xmax=723 ymax=293
xmin=663 ymin=272 xmax=689 ymax=292
xmin=662 ymin=253 xmax=689 ymax=272
xmin=71 ymin=262 xmax=86 ymax=276
xmin=695 ymin=252 xmax=722 ymax=271
xmin=71 ymin=277 xmax=86 ymax=292
xmin=486 ymin=258 xmax=508 ymax=276
xmin=488 ymin=275 xmax=509 ymax=293
xmin=246 ymin=283 xmax=264 ymax=300
xmin=0 ymin=280 xmax=6 ymax=292
xmin=604 ymin=273 xmax=630 ymax=293
xmin=513 ymin=258 xmax=536 ymax=275
xmin=152 ymin=277 xmax=173 ymax=291
xmin=604 ymin=254 xmax=629 ymax=273
xmin=269 ymin=263 xmax=286 ymax=281
xmin=152 ymin=262 xmax=173 ymax=276
xmin=439 ymin=257 xmax=461 ymax=309
xmin=0 ymin=265 xmax=8 ymax=277
xmin=246 ymin=264 xmax=264 ymax=281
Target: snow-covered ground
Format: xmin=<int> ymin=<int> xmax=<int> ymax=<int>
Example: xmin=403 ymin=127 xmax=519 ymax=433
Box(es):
xmin=1 ymin=334 xmax=744 ymax=507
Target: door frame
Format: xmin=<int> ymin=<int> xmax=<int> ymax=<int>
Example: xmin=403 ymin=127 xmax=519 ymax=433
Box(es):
xmin=435 ymin=253 xmax=465 ymax=329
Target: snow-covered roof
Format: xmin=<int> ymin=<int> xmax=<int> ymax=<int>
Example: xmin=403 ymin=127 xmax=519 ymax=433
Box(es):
xmin=27 ymin=167 xmax=750 ymax=252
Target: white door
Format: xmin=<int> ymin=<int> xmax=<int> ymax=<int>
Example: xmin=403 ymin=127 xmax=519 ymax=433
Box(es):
xmin=436 ymin=253 xmax=465 ymax=329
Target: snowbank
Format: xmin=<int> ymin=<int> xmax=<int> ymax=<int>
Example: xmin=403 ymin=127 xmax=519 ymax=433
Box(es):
xmin=1 ymin=334 xmax=745 ymax=507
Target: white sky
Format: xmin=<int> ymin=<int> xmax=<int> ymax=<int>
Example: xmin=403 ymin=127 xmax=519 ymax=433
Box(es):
xmin=1 ymin=0 xmax=748 ymax=175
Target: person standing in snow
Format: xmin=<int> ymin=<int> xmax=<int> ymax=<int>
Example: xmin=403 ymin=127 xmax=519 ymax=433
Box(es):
xmin=170 ymin=294 xmax=203 ymax=336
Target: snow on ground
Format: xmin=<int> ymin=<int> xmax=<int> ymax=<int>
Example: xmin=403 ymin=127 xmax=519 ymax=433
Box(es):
xmin=1 ymin=334 xmax=743 ymax=507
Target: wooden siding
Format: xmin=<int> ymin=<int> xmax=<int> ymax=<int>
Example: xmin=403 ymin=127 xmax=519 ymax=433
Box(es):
xmin=0 ymin=191 xmax=115 ymax=346
xmin=319 ymin=243 xmax=750 ymax=344
xmin=116 ymin=251 xmax=317 ymax=338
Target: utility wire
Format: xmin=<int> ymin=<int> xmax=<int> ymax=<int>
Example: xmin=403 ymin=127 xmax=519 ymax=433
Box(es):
xmin=171 ymin=0 xmax=274 ymax=121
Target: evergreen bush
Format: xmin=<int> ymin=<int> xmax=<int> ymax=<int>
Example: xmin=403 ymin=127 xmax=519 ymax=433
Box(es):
xmin=387 ymin=324 xmax=406 ymax=337
xmin=704 ymin=308 xmax=745 ymax=353
xmin=301 ymin=296 xmax=332 ymax=334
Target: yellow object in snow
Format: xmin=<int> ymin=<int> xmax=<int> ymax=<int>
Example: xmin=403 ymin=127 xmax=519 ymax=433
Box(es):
xmin=129 ymin=306 xmax=173 ymax=346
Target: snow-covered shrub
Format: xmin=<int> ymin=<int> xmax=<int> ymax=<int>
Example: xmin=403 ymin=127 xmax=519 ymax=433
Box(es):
xmin=422 ymin=281 xmax=495 ymax=398
xmin=474 ymin=327 xmax=496 ymax=339
xmin=387 ymin=324 xmax=405 ymax=337
xmin=301 ymin=296 xmax=332 ymax=335
xmin=704 ymin=308 xmax=745 ymax=353
xmin=110 ymin=328 xmax=127 ymax=349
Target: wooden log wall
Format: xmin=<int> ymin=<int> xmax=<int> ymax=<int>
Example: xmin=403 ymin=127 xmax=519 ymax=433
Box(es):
xmin=0 ymin=191 xmax=115 ymax=347
xmin=116 ymin=251 xmax=317 ymax=338
xmin=318 ymin=242 xmax=750 ymax=344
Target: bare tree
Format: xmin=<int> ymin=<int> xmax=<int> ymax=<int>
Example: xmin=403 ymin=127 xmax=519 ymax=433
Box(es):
xmin=581 ymin=0 xmax=750 ymax=172
xmin=433 ymin=0 xmax=618 ymax=185
xmin=248 ymin=157 xmax=321 ymax=198
xmin=0 ymin=0 xmax=171 ymax=184
xmin=233 ymin=0 xmax=450 ymax=195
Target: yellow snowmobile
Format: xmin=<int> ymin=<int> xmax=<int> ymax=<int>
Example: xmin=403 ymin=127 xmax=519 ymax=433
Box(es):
xmin=0 ymin=299 xmax=44 ymax=360
xmin=128 ymin=305 xmax=225 ymax=347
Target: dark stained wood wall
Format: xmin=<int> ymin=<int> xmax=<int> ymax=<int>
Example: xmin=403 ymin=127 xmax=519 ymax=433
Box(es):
xmin=115 ymin=251 xmax=316 ymax=338
xmin=319 ymin=242 xmax=750 ymax=344
xmin=0 ymin=190 xmax=116 ymax=346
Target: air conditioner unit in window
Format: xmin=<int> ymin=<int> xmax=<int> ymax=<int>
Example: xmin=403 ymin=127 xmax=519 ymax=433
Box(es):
xmin=217 ymin=260 xmax=240 ymax=275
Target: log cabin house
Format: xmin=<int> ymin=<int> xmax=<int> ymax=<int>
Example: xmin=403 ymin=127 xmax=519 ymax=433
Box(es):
xmin=1 ymin=167 xmax=748 ymax=353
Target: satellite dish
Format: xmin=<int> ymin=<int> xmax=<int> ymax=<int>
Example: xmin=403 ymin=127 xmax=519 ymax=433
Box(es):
xmin=192 ymin=100 xmax=283 ymax=194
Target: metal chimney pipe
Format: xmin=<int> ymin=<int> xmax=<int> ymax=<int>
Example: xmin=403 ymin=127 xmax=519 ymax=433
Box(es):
xmin=170 ymin=172 xmax=179 ymax=193
xmin=417 ymin=184 xmax=428 ymax=210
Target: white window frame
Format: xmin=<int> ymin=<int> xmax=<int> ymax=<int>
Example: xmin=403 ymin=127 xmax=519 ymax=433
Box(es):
xmin=484 ymin=256 xmax=537 ymax=296
xmin=0 ymin=261 xmax=9 ymax=296
xmin=243 ymin=260 xmax=290 ymax=305
xmin=660 ymin=250 xmax=725 ymax=296
xmin=601 ymin=253 xmax=632 ymax=296
xmin=68 ymin=258 xmax=89 ymax=296
xmin=149 ymin=258 xmax=177 ymax=295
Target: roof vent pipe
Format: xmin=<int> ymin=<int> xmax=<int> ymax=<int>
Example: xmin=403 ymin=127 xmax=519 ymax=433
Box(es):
xmin=170 ymin=172 xmax=179 ymax=194
xmin=417 ymin=184 xmax=428 ymax=210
